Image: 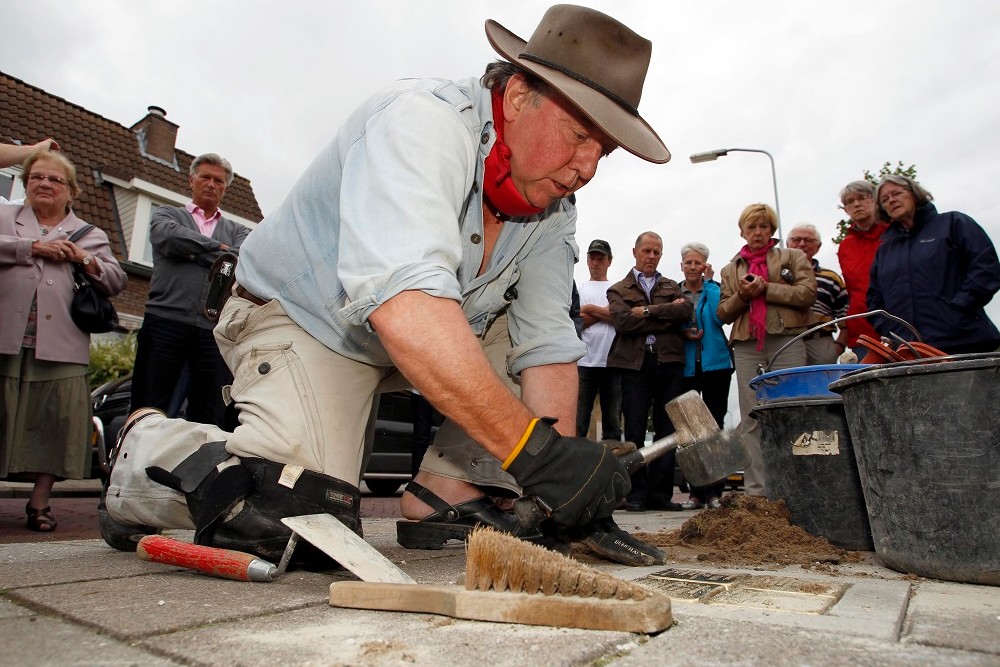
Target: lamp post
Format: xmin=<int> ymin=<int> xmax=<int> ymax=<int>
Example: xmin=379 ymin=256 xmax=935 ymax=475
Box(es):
xmin=689 ymin=148 xmax=784 ymax=247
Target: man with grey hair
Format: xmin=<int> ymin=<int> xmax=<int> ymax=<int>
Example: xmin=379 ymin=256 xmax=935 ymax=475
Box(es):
xmin=130 ymin=153 xmax=250 ymax=428
xmin=787 ymin=223 xmax=849 ymax=364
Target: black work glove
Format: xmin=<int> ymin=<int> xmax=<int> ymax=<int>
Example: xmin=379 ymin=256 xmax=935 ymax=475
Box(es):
xmin=504 ymin=418 xmax=630 ymax=527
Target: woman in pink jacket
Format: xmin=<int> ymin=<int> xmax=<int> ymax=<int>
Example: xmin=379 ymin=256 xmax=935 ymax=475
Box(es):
xmin=0 ymin=150 xmax=126 ymax=531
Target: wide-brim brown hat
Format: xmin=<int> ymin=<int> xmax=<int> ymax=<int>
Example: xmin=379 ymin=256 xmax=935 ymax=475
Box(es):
xmin=486 ymin=4 xmax=670 ymax=164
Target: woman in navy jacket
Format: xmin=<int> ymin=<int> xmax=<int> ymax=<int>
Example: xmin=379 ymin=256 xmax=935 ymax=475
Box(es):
xmin=868 ymin=176 xmax=1000 ymax=354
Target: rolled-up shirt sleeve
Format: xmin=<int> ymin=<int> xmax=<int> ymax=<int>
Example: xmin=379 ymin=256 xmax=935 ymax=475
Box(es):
xmin=337 ymin=90 xmax=474 ymax=326
xmin=506 ymin=214 xmax=587 ymax=377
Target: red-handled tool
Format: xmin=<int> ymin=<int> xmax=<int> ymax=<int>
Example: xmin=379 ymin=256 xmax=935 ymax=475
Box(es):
xmin=136 ymin=535 xmax=291 ymax=582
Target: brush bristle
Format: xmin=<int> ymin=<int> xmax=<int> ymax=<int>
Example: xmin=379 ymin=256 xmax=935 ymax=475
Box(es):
xmin=465 ymin=527 xmax=650 ymax=601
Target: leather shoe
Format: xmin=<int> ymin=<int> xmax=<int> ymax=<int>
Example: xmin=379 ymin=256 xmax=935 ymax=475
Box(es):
xmin=624 ymin=500 xmax=647 ymax=512
xmin=648 ymin=496 xmax=684 ymax=511
xmin=681 ymin=499 xmax=705 ymax=510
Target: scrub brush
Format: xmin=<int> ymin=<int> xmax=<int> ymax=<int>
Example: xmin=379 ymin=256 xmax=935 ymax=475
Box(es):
xmin=328 ymin=527 xmax=672 ymax=632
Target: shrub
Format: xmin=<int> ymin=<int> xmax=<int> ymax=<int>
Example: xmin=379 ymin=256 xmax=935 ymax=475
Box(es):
xmin=88 ymin=334 xmax=136 ymax=390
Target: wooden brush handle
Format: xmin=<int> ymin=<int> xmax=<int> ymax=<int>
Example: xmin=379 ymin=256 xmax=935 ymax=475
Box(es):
xmin=328 ymin=582 xmax=672 ymax=633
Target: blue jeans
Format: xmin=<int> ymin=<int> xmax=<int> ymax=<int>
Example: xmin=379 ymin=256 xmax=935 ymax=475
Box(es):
xmin=576 ymin=366 xmax=621 ymax=439
xmin=619 ymin=353 xmax=685 ymax=505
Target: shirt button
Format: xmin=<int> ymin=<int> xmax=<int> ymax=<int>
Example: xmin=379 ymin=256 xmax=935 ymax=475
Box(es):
xmin=45 ymin=314 xmax=52 ymax=320
xmin=46 ymin=279 xmax=54 ymax=285
xmin=258 ymin=362 xmax=271 ymax=375
xmin=471 ymin=233 xmax=482 ymax=244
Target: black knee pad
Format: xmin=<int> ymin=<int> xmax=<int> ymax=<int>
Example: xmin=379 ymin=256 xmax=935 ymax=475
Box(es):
xmin=189 ymin=458 xmax=361 ymax=567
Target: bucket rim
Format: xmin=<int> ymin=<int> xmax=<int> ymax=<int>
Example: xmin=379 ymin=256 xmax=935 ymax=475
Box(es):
xmin=751 ymin=364 xmax=867 ymax=388
xmin=829 ymin=352 xmax=1000 ymax=392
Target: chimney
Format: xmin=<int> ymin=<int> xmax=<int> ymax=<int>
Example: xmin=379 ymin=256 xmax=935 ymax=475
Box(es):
xmin=131 ymin=106 xmax=178 ymax=163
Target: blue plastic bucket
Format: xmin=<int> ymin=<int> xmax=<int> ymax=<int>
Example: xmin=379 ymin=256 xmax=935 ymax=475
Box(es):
xmin=751 ymin=364 xmax=866 ymax=402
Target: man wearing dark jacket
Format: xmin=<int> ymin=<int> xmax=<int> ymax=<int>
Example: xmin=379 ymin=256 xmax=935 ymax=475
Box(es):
xmin=607 ymin=231 xmax=692 ymax=512
xmin=130 ymin=153 xmax=251 ymax=428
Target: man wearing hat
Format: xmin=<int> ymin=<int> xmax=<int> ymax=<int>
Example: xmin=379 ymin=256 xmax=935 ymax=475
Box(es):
xmin=577 ymin=240 xmax=621 ymax=443
xmin=101 ymin=5 xmax=670 ymax=566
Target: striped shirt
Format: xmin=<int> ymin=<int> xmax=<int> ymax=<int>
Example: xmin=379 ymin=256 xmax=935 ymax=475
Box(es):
xmin=811 ymin=259 xmax=849 ymax=327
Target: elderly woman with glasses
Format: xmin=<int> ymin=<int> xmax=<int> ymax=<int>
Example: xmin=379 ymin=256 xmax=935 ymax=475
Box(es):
xmin=717 ymin=203 xmax=816 ymax=497
xmin=836 ymin=180 xmax=889 ymax=360
xmin=0 ymin=150 xmax=126 ymax=532
xmin=868 ymin=175 xmax=1000 ymax=355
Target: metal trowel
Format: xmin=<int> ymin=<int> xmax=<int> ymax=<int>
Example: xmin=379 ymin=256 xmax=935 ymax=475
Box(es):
xmin=136 ymin=514 xmax=414 ymax=584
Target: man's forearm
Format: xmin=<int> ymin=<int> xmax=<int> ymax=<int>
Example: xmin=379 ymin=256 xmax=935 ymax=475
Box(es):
xmin=520 ymin=362 xmax=578 ymax=436
xmin=368 ymin=290 xmax=534 ymax=460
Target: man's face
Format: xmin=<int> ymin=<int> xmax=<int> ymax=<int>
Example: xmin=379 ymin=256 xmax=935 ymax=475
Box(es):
xmin=189 ymin=163 xmax=229 ymax=212
xmin=632 ymin=235 xmax=662 ymax=277
xmin=842 ymin=192 xmax=878 ymax=230
xmin=787 ymin=228 xmax=821 ymax=260
xmin=587 ymin=251 xmax=611 ymax=280
xmin=502 ymin=75 xmax=617 ymax=209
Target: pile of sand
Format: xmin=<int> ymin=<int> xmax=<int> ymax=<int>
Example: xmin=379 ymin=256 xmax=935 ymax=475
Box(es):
xmin=634 ymin=494 xmax=865 ymax=568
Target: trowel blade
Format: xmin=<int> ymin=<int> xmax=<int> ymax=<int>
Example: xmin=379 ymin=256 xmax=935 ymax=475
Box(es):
xmin=281 ymin=514 xmax=416 ymax=584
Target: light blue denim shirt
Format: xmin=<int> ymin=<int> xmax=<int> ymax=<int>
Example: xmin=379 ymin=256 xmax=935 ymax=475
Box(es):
xmin=237 ymin=76 xmax=585 ymax=377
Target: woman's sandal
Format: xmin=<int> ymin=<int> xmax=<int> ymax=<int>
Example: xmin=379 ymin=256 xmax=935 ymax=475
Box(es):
xmin=25 ymin=503 xmax=57 ymax=532
xmin=396 ymin=481 xmax=540 ymax=549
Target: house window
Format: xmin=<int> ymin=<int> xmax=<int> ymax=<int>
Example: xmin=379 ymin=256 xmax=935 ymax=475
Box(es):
xmin=0 ymin=169 xmax=26 ymax=203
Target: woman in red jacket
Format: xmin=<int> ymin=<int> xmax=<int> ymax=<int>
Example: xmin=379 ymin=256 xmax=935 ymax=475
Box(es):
xmin=836 ymin=181 xmax=888 ymax=359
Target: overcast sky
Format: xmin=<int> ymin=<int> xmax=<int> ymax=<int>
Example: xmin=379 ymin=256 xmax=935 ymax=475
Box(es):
xmin=5 ymin=0 xmax=1000 ymax=352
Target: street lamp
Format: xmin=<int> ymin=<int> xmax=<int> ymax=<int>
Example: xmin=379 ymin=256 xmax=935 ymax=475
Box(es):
xmin=689 ymin=148 xmax=784 ymax=247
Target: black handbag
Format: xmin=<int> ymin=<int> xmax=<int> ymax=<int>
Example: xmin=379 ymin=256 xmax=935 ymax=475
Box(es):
xmin=66 ymin=224 xmax=119 ymax=333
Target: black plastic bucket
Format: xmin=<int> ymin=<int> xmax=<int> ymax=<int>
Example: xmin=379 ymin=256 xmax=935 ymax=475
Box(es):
xmin=830 ymin=355 xmax=1000 ymax=585
xmin=751 ymin=397 xmax=874 ymax=550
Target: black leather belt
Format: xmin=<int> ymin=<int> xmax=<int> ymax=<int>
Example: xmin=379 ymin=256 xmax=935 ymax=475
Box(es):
xmin=235 ymin=284 xmax=268 ymax=306
xmin=803 ymin=329 xmax=833 ymax=341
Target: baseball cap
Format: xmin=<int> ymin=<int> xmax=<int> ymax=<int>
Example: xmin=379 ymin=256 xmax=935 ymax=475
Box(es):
xmin=587 ymin=239 xmax=612 ymax=256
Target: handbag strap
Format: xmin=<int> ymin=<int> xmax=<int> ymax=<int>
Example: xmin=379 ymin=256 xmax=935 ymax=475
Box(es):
xmin=67 ymin=224 xmax=95 ymax=243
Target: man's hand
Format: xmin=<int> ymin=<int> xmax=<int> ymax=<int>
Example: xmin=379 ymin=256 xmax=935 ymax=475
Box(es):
xmin=504 ymin=419 xmax=630 ymax=527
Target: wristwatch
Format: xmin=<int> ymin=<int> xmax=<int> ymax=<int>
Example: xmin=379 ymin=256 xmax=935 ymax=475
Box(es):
xmin=643 ymin=306 xmax=650 ymax=317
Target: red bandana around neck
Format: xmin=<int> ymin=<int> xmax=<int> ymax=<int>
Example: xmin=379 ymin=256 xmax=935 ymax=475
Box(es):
xmin=739 ymin=239 xmax=777 ymax=351
xmin=483 ymin=89 xmax=545 ymax=218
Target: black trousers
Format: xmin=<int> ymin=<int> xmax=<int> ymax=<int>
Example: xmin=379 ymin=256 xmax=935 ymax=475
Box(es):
xmin=131 ymin=312 xmax=234 ymax=429
xmin=682 ymin=366 xmax=734 ymax=501
xmin=576 ymin=366 xmax=621 ymax=440
xmin=620 ymin=352 xmax=685 ymax=505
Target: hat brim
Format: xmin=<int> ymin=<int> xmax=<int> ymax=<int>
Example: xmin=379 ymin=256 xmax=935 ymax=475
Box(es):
xmin=486 ymin=19 xmax=670 ymax=164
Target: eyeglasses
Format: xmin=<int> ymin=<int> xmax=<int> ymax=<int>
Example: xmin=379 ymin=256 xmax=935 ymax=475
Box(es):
xmin=28 ymin=173 xmax=69 ymax=186
xmin=788 ymin=236 xmax=819 ymax=244
xmin=879 ymin=190 xmax=910 ymax=206
xmin=841 ymin=194 xmax=871 ymax=208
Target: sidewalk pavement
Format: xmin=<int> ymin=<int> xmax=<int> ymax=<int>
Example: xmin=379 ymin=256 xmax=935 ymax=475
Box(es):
xmin=1 ymin=510 xmax=997 ymax=666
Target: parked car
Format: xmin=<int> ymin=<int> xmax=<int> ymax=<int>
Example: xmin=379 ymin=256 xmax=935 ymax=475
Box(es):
xmin=89 ymin=376 xmax=440 ymax=495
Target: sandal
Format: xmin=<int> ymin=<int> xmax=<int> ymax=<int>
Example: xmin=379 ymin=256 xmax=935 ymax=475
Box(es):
xmin=396 ymin=481 xmax=539 ymax=549
xmin=25 ymin=503 xmax=57 ymax=532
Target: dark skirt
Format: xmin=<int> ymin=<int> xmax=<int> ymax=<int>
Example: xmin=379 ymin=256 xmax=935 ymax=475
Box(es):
xmin=0 ymin=348 xmax=90 ymax=479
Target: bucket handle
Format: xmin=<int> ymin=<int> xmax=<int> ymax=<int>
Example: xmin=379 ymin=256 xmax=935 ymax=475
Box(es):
xmin=760 ymin=310 xmax=922 ymax=375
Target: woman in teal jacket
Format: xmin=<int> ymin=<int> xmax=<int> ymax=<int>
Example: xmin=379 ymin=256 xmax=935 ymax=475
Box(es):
xmin=678 ymin=243 xmax=734 ymax=509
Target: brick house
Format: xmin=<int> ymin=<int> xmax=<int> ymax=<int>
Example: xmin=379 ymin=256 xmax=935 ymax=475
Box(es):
xmin=0 ymin=71 xmax=263 ymax=330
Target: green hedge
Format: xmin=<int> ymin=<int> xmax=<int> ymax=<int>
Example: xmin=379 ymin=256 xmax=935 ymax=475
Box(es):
xmin=88 ymin=334 xmax=136 ymax=390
